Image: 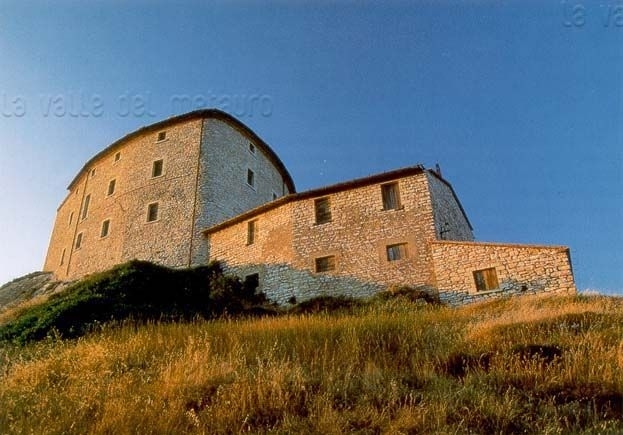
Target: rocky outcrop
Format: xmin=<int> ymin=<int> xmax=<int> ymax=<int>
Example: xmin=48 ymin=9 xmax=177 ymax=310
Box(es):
xmin=0 ymin=272 xmax=70 ymax=312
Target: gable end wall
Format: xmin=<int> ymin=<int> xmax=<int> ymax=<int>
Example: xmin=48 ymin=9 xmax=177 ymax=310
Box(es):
xmin=426 ymin=172 xmax=474 ymax=241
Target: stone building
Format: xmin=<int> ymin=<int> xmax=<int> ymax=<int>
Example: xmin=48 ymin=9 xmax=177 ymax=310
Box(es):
xmin=44 ymin=109 xmax=576 ymax=304
xmin=44 ymin=110 xmax=294 ymax=281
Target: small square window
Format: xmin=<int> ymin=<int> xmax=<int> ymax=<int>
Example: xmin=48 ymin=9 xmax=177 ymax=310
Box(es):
xmin=314 ymin=197 xmax=332 ymax=225
xmin=107 ymin=179 xmax=116 ymax=196
xmin=100 ymin=219 xmax=110 ymax=238
xmin=147 ymin=203 xmax=159 ymax=222
xmin=247 ymin=169 xmax=255 ymax=187
xmin=386 ymin=243 xmax=408 ymax=261
xmin=114 ymin=152 xmax=121 ymax=162
xmin=157 ymin=131 xmax=167 ymax=141
xmin=81 ymin=194 xmax=91 ymax=220
xmin=152 ymin=159 xmax=163 ymax=177
xmin=473 ymin=268 xmax=499 ymax=291
xmin=75 ymin=232 xmax=83 ymax=249
xmin=247 ymin=220 xmax=257 ymax=245
xmin=249 ymin=143 xmax=256 ymax=154
xmin=315 ymin=255 xmax=336 ymax=273
xmin=381 ymin=182 xmax=401 ymax=210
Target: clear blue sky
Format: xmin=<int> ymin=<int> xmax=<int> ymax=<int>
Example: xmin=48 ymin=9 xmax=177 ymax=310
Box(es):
xmin=0 ymin=1 xmax=621 ymax=294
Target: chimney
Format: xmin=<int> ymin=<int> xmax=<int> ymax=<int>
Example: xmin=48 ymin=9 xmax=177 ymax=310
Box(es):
xmin=435 ymin=163 xmax=442 ymax=177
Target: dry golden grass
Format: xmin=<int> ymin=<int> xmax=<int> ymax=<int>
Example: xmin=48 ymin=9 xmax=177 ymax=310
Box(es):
xmin=0 ymin=293 xmax=621 ymax=434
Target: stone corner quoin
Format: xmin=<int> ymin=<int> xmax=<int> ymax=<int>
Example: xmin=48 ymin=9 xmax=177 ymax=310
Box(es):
xmin=42 ymin=109 xmax=576 ymax=306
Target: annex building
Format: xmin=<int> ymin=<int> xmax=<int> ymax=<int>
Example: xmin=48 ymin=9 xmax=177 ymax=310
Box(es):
xmin=44 ymin=110 xmax=576 ymax=305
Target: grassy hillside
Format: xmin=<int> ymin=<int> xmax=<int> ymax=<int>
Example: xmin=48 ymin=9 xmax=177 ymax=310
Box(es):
xmin=1 ymin=291 xmax=621 ymax=434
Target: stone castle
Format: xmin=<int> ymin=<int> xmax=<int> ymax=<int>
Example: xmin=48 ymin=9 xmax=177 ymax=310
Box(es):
xmin=44 ymin=109 xmax=576 ymax=305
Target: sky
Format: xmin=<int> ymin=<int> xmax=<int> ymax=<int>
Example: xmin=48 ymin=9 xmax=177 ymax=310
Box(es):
xmin=0 ymin=1 xmax=621 ymax=294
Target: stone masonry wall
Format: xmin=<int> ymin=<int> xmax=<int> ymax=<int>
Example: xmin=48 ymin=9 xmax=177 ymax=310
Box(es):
xmin=44 ymin=119 xmax=203 ymax=280
xmin=207 ymin=172 xmax=440 ymax=304
xmin=291 ymin=173 xmax=437 ymax=288
xmin=43 ymin=169 xmax=88 ymax=280
xmin=118 ymin=119 xmax=203 ymax=268
xmin=191 ymin=118 xmax=292 ymax=265
xmin=426 ymin=172 xmax=474 ymax=241
xmin=208 ymin=202 xmax=298 ymax=303
xmin=431 ymin=240 xmax=576 ymax=305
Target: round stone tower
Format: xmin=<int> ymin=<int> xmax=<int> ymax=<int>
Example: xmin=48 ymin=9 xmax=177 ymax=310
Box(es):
xmin=43 ymin=109 xmax=295 ymax=281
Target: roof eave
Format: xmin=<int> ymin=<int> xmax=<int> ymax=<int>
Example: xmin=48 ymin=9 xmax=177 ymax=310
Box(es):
xmin=203 ymin=165 xmax=429 ymax=235
xmin=66 ymin=109 xmax=296 ymax=193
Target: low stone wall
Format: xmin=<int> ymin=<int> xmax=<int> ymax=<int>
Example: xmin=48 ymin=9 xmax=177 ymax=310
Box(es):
xmin=437 ymin=285 xmax=575 ymax=307
xmin=431 ymin=240 xmax=576 ymax=305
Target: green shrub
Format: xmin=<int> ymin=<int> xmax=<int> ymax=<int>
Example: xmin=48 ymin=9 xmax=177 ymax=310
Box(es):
xmin=0 ymin=260 xmax=266 ymax=344
xmin=289 ymin=295 xmax=364 ymax=314
xmin=375 ymin=285 xmax=442 ymax=305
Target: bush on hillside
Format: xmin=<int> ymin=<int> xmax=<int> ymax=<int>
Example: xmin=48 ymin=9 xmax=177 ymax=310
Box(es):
xmin=0 ymin=260 xmax=267 ymax=344
xmin=288 ymin=295 xmax=364 ymax=314
xmin=375 ymin=284 xmax=442 ymax=305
